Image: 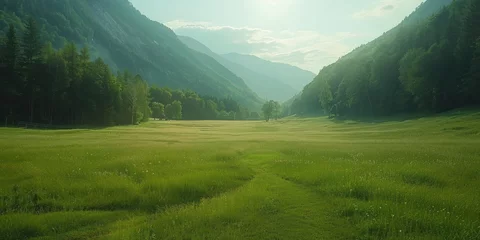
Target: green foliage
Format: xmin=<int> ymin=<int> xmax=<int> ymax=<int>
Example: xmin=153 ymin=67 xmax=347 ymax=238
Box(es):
xmin=295 ymin=0 xmax=480 ymax=117
xmin=1 ymin=24 xmax=20 ymax=124
xmin=0 ymin=19 xmax=252 ymax=125
xmin=0 ymin=22 xmax=151 ymax=126
xmin=262 ymin=100 xmax=281 ymax=122
xmin=151 ymin=102 xmax=165 ymax=120
xmin=468 ymin=38 xmax=480 ymax=101
xmin=165 ymin=100 xmax=183 ymax=120
xmin=150 ymin=87 xmax=249 ymax=121
xmin=0 ymin=0 xmax=262 ymax=109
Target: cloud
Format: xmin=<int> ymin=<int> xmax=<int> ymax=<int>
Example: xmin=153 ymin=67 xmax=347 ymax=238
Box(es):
xmin=353 ymin=0 xmax=418 ymax=19
xmin=166 ymin=20 xmax=360 ymax=73
xmin=382 ymin=5 xmax=395 ymax=11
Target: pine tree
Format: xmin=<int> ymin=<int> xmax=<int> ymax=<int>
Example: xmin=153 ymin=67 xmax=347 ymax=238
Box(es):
xmin=2 ymin=24 xmax=21 ymax=125
xmin=22 ymin=18 xmax=42 ymax=67
xmin=468 ymin=38 xmax=480 ymax=102
xmin=21 ymin=18 xmax=43 ymax=123
xmin=5 ymin=24 xmax=19 ymax=72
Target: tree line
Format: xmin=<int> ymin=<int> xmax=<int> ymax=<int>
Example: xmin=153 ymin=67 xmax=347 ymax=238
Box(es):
xmin=291 ymin=0 xmax=479 ymax=117
xmin=0 ymin=18 xmax=255 ymax=126
xmin=149 ymin=87 xmax=259 ymax=121
xmin=1 ymin=18 xmax=151 ymax=126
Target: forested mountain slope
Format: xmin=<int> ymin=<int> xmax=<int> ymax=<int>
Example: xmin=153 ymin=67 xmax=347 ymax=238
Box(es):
xmin=292 ymin=0 xmax=480 ymax=117
xmin=179 ymin=36 xmax=298 ymax=102
xmin=222 ymin=53 xmax=316 ymax=92
xmin=0 ymin=0 xmax=262 ymax=108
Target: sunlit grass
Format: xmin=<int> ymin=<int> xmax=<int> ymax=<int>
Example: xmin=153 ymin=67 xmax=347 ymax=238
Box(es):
xmin=0 ymin=109 xmax=479 ymax=239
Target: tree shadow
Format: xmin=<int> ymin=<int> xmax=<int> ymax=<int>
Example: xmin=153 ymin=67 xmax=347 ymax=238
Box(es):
xmin=12 ymin=121 xmax=113 ymax=130
xmin=291 ymin=107 xmax=480 ymax=124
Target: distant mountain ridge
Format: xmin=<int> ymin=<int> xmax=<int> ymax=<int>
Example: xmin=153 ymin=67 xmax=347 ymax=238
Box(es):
xmin=179 ymin=36 xmax=299 ymax=102
xmin=222 ymin=53 xmax=316 ymax=92
xmin=0 ymin=0 xmax=262 ymax=108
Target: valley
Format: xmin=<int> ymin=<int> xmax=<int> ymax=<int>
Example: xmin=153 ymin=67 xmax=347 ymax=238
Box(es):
xmin=1 ymin=110 xmax=479 ymax=239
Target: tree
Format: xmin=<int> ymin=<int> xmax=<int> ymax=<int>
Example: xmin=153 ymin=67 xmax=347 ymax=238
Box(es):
xmin=151 ymin=102 xmax=165 ymax=120
xmin=4 ymin=24 xmax=19 ymax=71
xmin=205 ymin=100 xmax=218 ymax=120
xmin=2 ymin=24 xmax=20 ymax=125
xmin=250 ymin=112 xmax=261 ymax=120
xmin=293 ymin=0 xmax=480 ymax=117
xmin=21 ymin=18 xmax=43 ymax=123
xmin=43 ymin=44 xmax=68 ymax=124
xmin=171 ymin=90 xmax=185 ymax=102
xmin=467 ymin=37 xmax=480 ymax=103
xmin=0 ymin=15 xmax=252 ymax=125
xmin=318 ymin=80 xmax=333 ymax=115
xmin=0 ymin=16 xmax=159 ymax=126
xmin=21 ymin=18 xmax=42 ymax=67
xmin=62 ymin=42 xmax=82 ymax=123
xmin=150 ymin=87 xmax=172 ymax=105
xmin=171 ymin=100 xmax=182 ymax=120
xmin=165 ymin=100 xmax=182 ymax=120
xmin=133 ymin=75 xmax=151 ymax=123
xmin=236 ymin=107 xmax=249 ymax=120
xmin=273 ymin=101 xmax=281 ymax=120
xmin=262 ymin=100 xmax=275 ymax=122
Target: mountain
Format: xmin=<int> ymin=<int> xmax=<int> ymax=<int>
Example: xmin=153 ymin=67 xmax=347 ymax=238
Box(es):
xmin=0 ymin=0 xmax=262 ymax=108
xmin=291 ymin=0 xmax=480 ymax=117
xmin=222 ymin=53 xmax=316 ymax=92
xmin=403 ymin=0 xmax=456 ymax=24
xmin=179 ymin=36 xmax=298 ymax=102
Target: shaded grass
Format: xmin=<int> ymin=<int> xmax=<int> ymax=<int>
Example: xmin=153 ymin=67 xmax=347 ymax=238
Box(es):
xmin=0 ymin=109 xmax=479 ymax=239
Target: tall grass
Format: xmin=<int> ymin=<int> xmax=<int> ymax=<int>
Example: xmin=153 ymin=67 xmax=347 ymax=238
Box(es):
xmin=0 ymin=109 xmax=479 ymax=239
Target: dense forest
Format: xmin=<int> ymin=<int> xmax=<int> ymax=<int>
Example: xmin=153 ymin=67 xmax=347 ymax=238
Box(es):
xmin=0 ymin=19 xmax=251 ymax=126
xmin=0 ymin=0 xmax=262 ymax=109
xmin=149 ymin=87 xmax=256 ymax=121
xmin=291 ymin=0 xmax=479 ymax=117
xmin=0 ymin=19 xmax=149 ymax=126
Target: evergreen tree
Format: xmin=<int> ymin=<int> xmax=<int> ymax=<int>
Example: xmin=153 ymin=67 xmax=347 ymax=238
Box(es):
xmin=468 ymin=38 xmax=480 ymax=102
xmin=1 ymin=24 xmax=20 ymax=125
xmin=21 ymin=18 xmax=43 ymax=123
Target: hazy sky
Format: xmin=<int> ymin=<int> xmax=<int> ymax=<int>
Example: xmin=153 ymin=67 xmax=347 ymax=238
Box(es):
xmin=129 ymin=0 xmax=425 ymax=73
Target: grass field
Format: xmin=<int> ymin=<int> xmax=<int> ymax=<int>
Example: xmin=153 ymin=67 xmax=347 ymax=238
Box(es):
xmin=1 ymin=109 xmax=480 ymax=239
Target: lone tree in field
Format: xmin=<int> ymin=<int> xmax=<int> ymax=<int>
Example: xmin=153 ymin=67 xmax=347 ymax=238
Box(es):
xmin=262 ymin=100 xmax=274 ymax=122
xmin=151 ymin=102 xmax=165 ymax=120
xmin=262 ymin=100 xmax=282 ymax=121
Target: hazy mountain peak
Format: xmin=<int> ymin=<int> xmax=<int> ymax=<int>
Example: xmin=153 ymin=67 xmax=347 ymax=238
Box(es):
xmin=221 ymin=53 xmax=316 ymax=91
xmin=179 ymin=35 xmax=300 ymax=102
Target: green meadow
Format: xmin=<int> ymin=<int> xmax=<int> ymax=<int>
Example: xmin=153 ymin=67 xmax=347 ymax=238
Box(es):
xmin=1 ymin=110 xmax=480 ymax=240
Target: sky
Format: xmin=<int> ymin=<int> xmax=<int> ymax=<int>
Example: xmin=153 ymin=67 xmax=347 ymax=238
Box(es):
xmin=129 ymin=0 xmax=425 ymax=73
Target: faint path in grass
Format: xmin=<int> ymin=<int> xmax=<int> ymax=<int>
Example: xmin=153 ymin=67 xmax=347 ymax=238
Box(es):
xmin=112 ymin=152 xmax=355 ymax=240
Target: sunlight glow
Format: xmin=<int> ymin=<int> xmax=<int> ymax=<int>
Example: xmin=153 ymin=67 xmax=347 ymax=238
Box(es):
xmin=254 ymin=0 xmax=293 ymax=19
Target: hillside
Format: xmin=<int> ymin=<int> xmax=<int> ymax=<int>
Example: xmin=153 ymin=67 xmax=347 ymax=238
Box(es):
xmin=222 ymin=53 xmax=316 ymax=92
xmin=0 ymin=0 xmax=262 ymax=108
xmin=292 ymin=0 xmax=480 ymax=117
xmin=179 ymin=36 xmax=298 ymax=102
